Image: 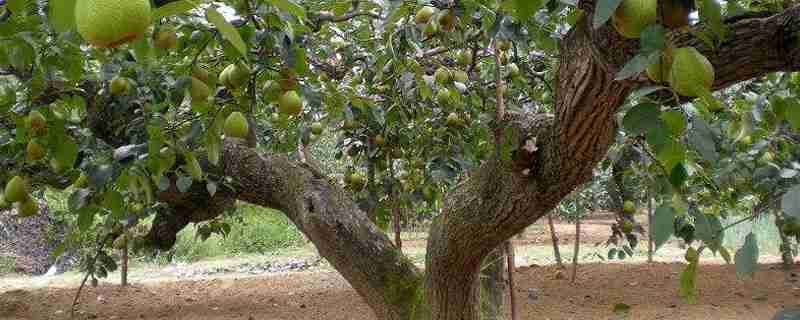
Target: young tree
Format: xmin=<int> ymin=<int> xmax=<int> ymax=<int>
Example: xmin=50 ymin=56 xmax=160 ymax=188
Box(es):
xmin=2 ymin=0 xmax=800 ymax=319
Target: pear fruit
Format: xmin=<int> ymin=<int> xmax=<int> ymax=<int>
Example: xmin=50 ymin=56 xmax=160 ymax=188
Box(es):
xmin=220 ymin=63 xmax=250 ymax=90
xmin=4 ymin=176 xmax=28 ymax=203
xmin=17 ymin=197 xmax=38 ymax=217
xmin=278 ymin=90 xmax=303 ymax=116
xmin=154 ymin=28 xmax=178 ymax=49
xmin=415 ymin=6 xmax=437 ymax=24
xmin=26 ymin=140 xmax=45 ymax=162
xmin=75 ymin=0 xmax=151 ymax=48
xmin=28 ymin=110 xmax=46 ymax=136
xmin=110 ymin=76 xmax=130 ymax=96
xmin=190 ymin=77 xmax=211 ymax=102
xmin=311 ymin=122 xmax=324 ymax=135
xmin=611 ymin=0 xmax=657 ymax=39
xmin=224 ymin=112 xmax=249 ymax=139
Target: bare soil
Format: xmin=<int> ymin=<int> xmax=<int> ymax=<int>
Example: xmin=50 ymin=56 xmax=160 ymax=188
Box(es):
xmin=1 ymin=263 xmax=798 ymax=320
xmin=2 ymin=213 xmax=798 ymax=320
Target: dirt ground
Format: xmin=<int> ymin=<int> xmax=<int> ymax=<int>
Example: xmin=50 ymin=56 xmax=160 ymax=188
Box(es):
xmin=1 ymin=263 xmax=798 ymax=320
xmin=2 ymin=213 xmax=798 ymax=320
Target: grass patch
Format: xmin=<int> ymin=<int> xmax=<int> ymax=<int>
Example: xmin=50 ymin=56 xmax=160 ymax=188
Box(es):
xmin=169 ymin=204 xmax=306 ymax=262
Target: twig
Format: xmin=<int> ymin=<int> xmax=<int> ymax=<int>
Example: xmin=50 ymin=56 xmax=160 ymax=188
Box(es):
xmin=70 ymin=233 xmax=114 ymax=318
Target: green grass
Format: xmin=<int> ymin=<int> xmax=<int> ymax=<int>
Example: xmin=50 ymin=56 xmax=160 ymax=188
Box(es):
xmin=169 ymin=204 xmax=306 ymax=262
xmin=0 ymin=256 xmax=15 ymax=275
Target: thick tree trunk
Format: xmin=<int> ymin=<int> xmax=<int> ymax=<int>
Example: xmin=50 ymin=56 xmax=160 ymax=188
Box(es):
xmin=548 ymin=212 xmax=564 ymax=268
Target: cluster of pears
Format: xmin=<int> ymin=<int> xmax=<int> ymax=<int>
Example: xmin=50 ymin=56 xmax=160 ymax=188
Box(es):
xmin=647 ymin=47 xmax=714 ymax=97
xmin=26 ymin=110 xmax=47 ymax=163
xmin=415 ymin=5 xmax=457 ymax=38
xmin=3 ymin=176 xmax=38 ymax=217
xmin=190 ymin=65 xmax=215 ymax=104
xmin=75 ymin=0 xmax=152 ymax=48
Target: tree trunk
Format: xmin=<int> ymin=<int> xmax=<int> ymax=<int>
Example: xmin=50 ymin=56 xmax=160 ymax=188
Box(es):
xmin=571 ymin=217 xmax=581 ymax=284
xmin=120 ymin=231 xmax=128 ymax=287
xmin=647 ymin=196 xmax=654 ymax=263
xmin=394 ymin=204 xmax=403 ymax=251
xmin=776 ymin=213 xmax=795 ymax=269
xmin=548 ymin=212 xmax=564 ymax=268
xmin=479 ymin=247 xmax=506 ymax=320
xmin=506 ymin=241 xmax=518 ymax=320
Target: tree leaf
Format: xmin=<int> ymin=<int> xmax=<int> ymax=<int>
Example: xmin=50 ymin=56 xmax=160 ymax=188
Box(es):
xmin=153 ymin=0 xmax=199 ymax=20
xmin=76 ymin=206 xmax=96 ymax=232
xmin=623 ymin=102 xmax=661 ymax=135
xmin=513 ymin=0 xmax=541 ymax=21
xmin=48 ymin=0 xmax=76 ymax=33
xmin=615 ymin=53 xmax=651 ymax=80
xmin=688 ymin=117 xmax=718 ymax=162
xmin=206 ymin=7 xmax=248 ymax=58
xmin=781 ymin=184 xmax=800 ymax=218
xmin=698 ymin=0 xmax=727 ymax=41
xmin=639 ymin=24 xmax=665 ymax=54
xmin=176 ymin=175 xmax=193 ymax=193
xmin=651 ymin=205 xmax=675 ymax=250
xmin=734 ymin=233 xmax=759 ymax=278
xmin=592 ymin=0 xmax=623 ymax=29
xmin=265 ymin=0 xmax=306 ymax=18
xmin=661 ymin=110 xmax=686 ymax=136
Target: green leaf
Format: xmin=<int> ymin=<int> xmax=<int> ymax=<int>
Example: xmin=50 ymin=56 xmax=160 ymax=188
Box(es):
xmin=781 ymin=184 xmax=800 ymax=219
xmin=623 ymin=103 xmax=661 ymax=135
xmin=734 ymin=233 xmax=759 ymax=278
xmin=76 ymin=206 xmax=96 ymax=232
xmin=153 ymin=0 xmax=199 ymax=19
xmin=688 ymin=118 xmax=718 ymax=162
xmin=698 ymin=0 xmax=727 ymax=41
xmin=265 ymin=0 xmax=306 ymax=18
xmin=661 ymin=110 xmax=686 ymax=136
xmin=669 ymin=163 xmax=688 ymax=188
xmin=206 ymin=8 xmax=248 ymax=58
xmin=176 ymin=175 xmax=193 ymax=193
xmin=513 ymin=0 xmax=542 ymax=21
xmin=656 ymin=141 xmax=686 ymax=173
xmin=592 ymin=0 xmax=623 ymax=29
xmin=639 ymin=24 xmax=665 ymax=54
xmin=48 ymin=0 xmax=76 ymax=33
xmin=651 ymin=205 xmax=675 ymax=250
xmin=786 ymin=100 xmax=800 ymax=131
xmin=615 ymin=53 xmax=656 ymax=80
xmin=53 ymin=136 xmax=78 ymax=171
xmin=102 ymin=190 xmax=124 ymax=219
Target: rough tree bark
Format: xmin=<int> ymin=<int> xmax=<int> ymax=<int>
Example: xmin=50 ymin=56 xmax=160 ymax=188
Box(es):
xmin=15 ymin=4 xmax=800 ymax=320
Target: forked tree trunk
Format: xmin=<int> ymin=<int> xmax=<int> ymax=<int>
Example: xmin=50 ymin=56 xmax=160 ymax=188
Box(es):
xmin=548 ymin=212 xmax=565 ymax=268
